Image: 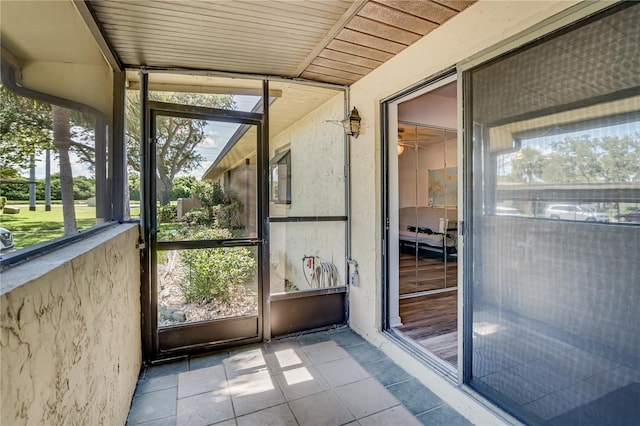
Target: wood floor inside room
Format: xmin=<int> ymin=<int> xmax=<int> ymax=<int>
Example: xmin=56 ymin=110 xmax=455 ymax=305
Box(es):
xmin=396 ymin=290 xmax=458 ymax=367
xmin=399 ymin=253 xmax=457 ymax=295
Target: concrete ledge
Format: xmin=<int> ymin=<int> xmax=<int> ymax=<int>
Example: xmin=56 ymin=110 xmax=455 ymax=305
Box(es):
xmin=0 ymin=223 xmax=141 ymax=425
xmin=1 ymin=223 xmax=139 ymax=295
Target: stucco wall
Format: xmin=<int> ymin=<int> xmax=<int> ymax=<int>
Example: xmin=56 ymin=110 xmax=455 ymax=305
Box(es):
xmin=269 ymin=92 xmax=347 ymax=292
xmin=0 ymin=224 xmax=141 ymax=426
xmin=343 ymin=0 xmax=580 ymax=423
xmin=346 ymin=0 xmax=579 ymax=341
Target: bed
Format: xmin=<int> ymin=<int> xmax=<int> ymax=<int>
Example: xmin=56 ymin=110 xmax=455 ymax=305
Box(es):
xmin=398 ymin=207 xmax=458 ymax=261
xmin=399 ymin=228 xmax=457 ymax=260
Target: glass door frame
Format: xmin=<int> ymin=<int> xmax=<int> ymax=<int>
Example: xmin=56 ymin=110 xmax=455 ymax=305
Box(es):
xmin=380 ymin=69 xmax=460 ymax=378
xmin=141 ymin=96 xmax=266 ymax=361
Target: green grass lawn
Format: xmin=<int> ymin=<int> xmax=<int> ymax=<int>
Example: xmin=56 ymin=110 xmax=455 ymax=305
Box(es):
xmin=1 ymin=205 xmax=98 ymax=249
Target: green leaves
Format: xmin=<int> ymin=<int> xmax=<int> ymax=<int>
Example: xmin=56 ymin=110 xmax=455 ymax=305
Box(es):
xmin=507 ymin=133 xmax=640 ymax=184
xmin=178 ymin=227 xmax=255 ymax=303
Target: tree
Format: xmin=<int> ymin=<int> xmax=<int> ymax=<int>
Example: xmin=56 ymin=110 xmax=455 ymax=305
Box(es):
xmin=542 ymin=136 xmax=602 ymax=183
xmin=541 ymin=134 xmax=640 ymax=183
xmin=510 ymin=146 xmax=545 ymax=183
xmin=52 ymin=106 xmax=77 ymax=234
xmin=1 ymin=83 xmax=103 ymax=236
xmin=126 ymin=92 xmax=235 ymax=205
xmin=128 ymin=173 xmax=141 ymax=201
xmin=0 ymin=85 xmax=52 ymax=175
xmin=171 ymin=176 xmax=198 ymax=200
xmin=597 ymin=134 xmax=640 ymax=182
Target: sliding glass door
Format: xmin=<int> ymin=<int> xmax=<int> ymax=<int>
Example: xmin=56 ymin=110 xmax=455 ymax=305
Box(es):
xmin=464 ymin=3 xmax=640 ymax=424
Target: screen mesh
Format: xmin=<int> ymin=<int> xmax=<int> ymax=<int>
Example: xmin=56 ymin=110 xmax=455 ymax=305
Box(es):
xmin=467 ymin=3 xmax=640 ymax=425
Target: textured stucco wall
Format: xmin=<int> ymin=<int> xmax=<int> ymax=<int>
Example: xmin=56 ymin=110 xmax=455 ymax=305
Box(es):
xmin=343 ymin=1 xmax=580 ymax=424
xmin=0 ymin=224 xmax=141 ymax=426
xmin=269 ymin=92 xmax=347 ymax=293
xmin=347 ymin=0 xmax=579 ymax=346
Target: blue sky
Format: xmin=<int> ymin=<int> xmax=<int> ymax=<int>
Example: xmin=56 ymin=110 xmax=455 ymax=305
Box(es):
xmin=30 ymin=95 xmax=260 ymax=180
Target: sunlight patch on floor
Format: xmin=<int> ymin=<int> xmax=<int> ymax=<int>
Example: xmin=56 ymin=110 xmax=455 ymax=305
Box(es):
xmin=283 ymin=367 xmax=314 ymax=386
xmin=274 ymin=348 xmax=303 ymax=369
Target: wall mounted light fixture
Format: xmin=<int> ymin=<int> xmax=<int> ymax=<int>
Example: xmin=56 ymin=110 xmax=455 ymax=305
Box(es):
xmin=327 ymin=107 xmax=361 ymax=138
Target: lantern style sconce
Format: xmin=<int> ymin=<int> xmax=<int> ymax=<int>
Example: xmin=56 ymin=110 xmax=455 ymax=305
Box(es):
xmin=344 ymin=107 xmax=361 ymax=138
xmin=327 ymin=107 xmax=361 ymax=138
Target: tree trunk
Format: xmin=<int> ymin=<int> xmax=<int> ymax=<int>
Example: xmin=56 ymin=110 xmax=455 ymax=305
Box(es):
xmin=52 ymin=106 xmax=77 ymax=235
xmin=157 ymin=172 xmax=172 ymax=206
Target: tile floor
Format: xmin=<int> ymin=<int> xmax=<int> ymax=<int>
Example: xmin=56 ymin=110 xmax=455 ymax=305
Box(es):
xmin=127 ymin=327 xmax=473 ymax=426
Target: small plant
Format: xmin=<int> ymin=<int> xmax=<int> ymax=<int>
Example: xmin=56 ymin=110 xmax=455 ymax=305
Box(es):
xmin=0 ymin=197 xmax=6 ymax=210
xmin=157 ymin=204 xmax=177 ymax=223
xmin=179 ymin=227 xmax=255 ymax=303
xmin=285 ymin=279 xmax=298 ymax=292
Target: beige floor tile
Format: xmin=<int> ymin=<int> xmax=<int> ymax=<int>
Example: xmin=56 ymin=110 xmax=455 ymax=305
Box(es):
xmin=236 ymin=403 xmax=298 ymax=426
xmin=274 ymin=365 xmax=331 ymax=401
xmin=289 ymin=390 xmax=355 ymax=426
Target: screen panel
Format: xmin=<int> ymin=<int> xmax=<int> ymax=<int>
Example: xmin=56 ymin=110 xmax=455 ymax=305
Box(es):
xmin=466 ymin=4 xmax=640 ymax=425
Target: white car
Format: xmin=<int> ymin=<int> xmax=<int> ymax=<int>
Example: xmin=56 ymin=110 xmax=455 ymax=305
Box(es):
xmin=544 ymin=204 xmax=609 ymax=222
xmin=0 ymin=227 xmax=14 ymax=252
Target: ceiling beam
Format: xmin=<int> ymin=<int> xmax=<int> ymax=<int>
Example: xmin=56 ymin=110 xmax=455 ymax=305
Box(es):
xmin=72 ymin=0 xmax=124 ymax=71
xmin=294 ymin=0 xmax=369 ymax=78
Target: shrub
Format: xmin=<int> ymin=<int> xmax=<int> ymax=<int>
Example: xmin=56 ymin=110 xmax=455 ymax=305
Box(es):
xmin=179 ymin=227 xmax=256 ymax=303
xmin=157 ymin=204 xmax=177 ymax=223
xmin=191 ymin=180 xmax=244 ymax=229
xmin=181 ymin=207 xmax=213 ymax=227
xmin=193 ymin=180 xmax=226 ymax=209
xmin=218 ymin=200 xmax=244 ymax=229
xmin=0 ymin=197 xmax=6 ymax=209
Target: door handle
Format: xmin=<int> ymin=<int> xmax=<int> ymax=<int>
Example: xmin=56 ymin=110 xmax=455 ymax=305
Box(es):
xmin=220 ymin=239 xmax=261 ymax=247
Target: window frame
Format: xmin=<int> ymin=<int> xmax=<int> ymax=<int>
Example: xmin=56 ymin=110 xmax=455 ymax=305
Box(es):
xmin=0 ymin=60 xmax=122 ymax=271
xmin=269 ymin=148 xmax=291 ymax=205
xmin=459 ymin=0 xmax=640 ymax=422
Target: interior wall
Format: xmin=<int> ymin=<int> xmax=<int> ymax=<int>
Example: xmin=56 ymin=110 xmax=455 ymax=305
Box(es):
xmin=398 ymin=140 xmax=458 ymax=209
xmin=0 ymin=225 xmax=141 ymax=426
xmin=399 ymin=94 xmax=457 ymax=129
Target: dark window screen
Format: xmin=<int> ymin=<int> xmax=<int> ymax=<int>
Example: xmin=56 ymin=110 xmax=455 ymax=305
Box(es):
xmin=466 ymin=3 xmax=640 ymax=425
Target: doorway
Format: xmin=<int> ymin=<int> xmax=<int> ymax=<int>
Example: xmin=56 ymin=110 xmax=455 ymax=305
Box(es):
xmin=384 ymin=73 xmax=460 ymax=370
xmin=136 ymin=75 xmax=350 ymax=362
xmin=143 ymin=101 xmax=265 ymax=359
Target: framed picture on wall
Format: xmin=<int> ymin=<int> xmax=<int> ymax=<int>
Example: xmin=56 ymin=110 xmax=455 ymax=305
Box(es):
xmin=428 ymin=167 xmax=457 ymax=207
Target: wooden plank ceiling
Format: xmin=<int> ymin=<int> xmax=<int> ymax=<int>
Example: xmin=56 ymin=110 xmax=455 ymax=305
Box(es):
xmin=87 ymin=0 xmax=475 ymax=85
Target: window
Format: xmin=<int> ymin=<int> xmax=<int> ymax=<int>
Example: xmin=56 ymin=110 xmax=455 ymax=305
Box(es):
xmin=465 ymin=3 xmax=640 ymax=425
xmin=0 ymin=78 xmax=109 ymax=265
xmin=269 ymin=149 xmax=291 ymax=204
